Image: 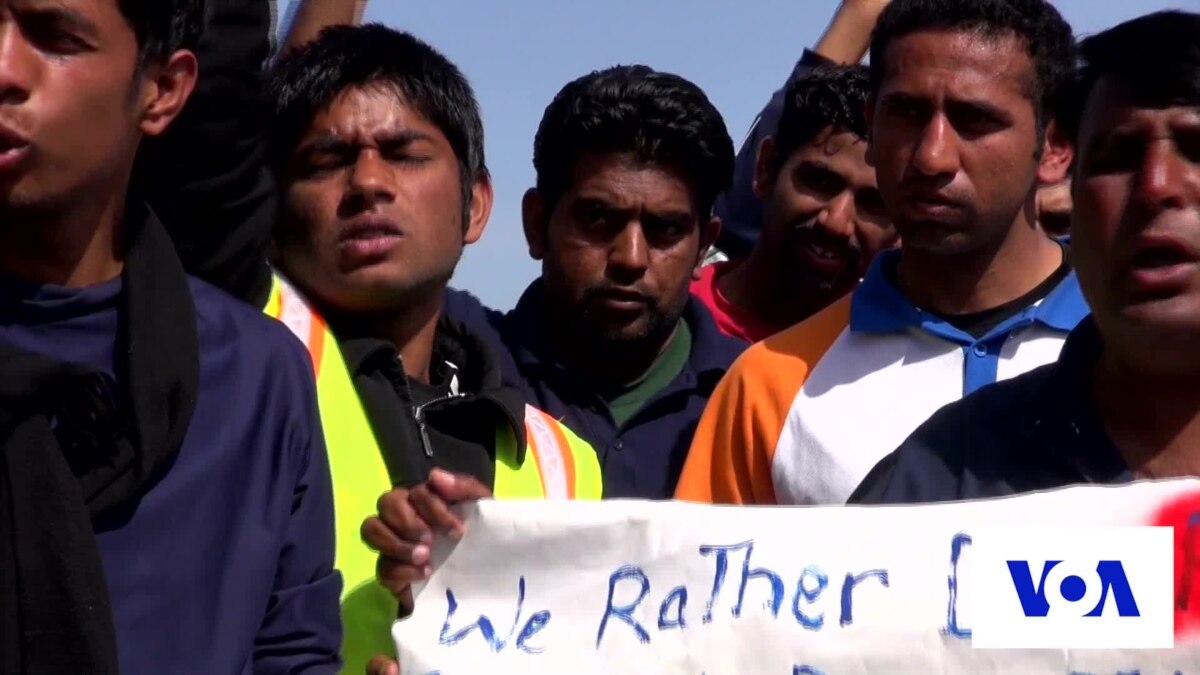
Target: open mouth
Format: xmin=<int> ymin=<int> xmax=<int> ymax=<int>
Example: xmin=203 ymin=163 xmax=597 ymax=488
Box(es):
xmin=1131 ymin=245 xmax=1193 ymax=270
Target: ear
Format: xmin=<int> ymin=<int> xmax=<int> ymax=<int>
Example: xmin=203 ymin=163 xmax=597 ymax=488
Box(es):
xmin=521 ymin=188 xmax=547 ymax=261
xmin=1036 ymin=119 xmax=1074 ymax=186
xmin=137 ymin=50 xmax=199 ymax=137
xmin=694 ymin=215 xmax=721 ymax=279
xmin=463 ymin=176 xmax=494 ymax=245
xmin=864 ymin=94 xmax=877 ymax=167
xmin=752 ymin=137 xmax=777 ymax=200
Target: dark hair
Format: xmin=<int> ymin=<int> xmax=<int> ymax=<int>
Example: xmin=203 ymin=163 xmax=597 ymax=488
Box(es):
xmin=868 ymin=0 xmax=1076 ymax=135
xmin=267 ymin=24 xmax=488 ymax=221
xmin=533 ymin=65 xmax=734 ymax=217
xmin=118 ymin=0 xmax=206 ymax=66
xmin=1059 ymin=10 xmax=1200 ymax=143
xmin=771 ymin=65 xmax=869 ymax=176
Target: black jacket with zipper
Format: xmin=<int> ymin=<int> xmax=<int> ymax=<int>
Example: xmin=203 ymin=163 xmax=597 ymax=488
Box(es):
xmin=338 ymin=314 xmax=532 ymax=490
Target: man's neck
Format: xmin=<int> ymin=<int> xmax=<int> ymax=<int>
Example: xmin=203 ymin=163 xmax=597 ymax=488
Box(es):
xmin=896 ymin=218 xmax=1062 ymax=315
xmin=327 ymin=292 xmax=443 ymax=384
xmin=554 ymin=321 xmax=680 ymax=391
xmin=1093 ymin=352 xmax=1200 ymax=478
xmin=719 ymin=246 xmax=833 ymax=331
xmin=0 ymin=192 xmax=126 ymax=287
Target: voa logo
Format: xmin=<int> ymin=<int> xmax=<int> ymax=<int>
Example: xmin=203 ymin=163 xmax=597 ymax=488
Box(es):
xmin=1006 ymin=560 xmax=1139 ymax=618
xmin=971 ymin=527 xmax=1174 ymax=649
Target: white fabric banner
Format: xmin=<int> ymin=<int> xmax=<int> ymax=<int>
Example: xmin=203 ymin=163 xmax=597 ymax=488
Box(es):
xmin=394 ymin=480 xmax=1200 ymax=674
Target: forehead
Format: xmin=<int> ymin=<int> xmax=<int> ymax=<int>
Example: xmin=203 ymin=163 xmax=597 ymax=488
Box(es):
xmin=878 ymin=30 xmax=1034 ymax=104
xmin=784 ymin=129 xmax=874 ymax=183
xmin=566 ymin=152 xmax=698 ymax=212
xmin=1077 ymin=76 xmax=1200 ymax=151
xmin=5 ymin=0 xmax=132 ymax=33
xmin=302 ymin=84 xmax=448 ymax=144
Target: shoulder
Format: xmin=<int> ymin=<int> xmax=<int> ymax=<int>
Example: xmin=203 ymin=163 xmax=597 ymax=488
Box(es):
xmin=188 ymin=275 xmax=314 ymax=389
xmin=731 ymin=292 xmax=853 ymax=382
xmin=850 ymin=362 xmax=1060 ymax=504
xmin=685 ymin=295 xmax=750 ymax=369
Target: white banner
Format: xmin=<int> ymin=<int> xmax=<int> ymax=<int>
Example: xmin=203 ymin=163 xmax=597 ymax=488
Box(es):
xmin=395 ymin=480 xmax=1200 ymax=674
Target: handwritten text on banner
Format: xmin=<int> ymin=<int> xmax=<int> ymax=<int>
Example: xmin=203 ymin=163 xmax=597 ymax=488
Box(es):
xmin=394 ymin=480 xmax=1200 ymax=674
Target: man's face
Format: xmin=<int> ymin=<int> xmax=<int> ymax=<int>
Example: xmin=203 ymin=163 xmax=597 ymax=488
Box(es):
xmin=1071 ymin=77 xmax=1200 ymax=356
xmin=278 ymin=85 xmax=487 ymax=314
xmin=756 ymin=128 xmax=895 ymax=302
xmin=0 ymin=0 xmax=146 ymax=213
xmin=868 ymin=31 xmax=1051 ymax=256
xmin=525 ymin=152 xmax=717 ymax=348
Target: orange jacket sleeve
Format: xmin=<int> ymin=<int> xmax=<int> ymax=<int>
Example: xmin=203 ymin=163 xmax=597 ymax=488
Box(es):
xmin=674 ymin=295 xmax=853 ymax=505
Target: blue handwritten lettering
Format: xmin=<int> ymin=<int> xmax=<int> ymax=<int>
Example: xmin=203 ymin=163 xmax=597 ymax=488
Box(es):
xmin=944 ymin=532 xmax=972 ymax=639
xmin=840 ymin=569 xmax=889 ymax=626
xmin=791 ymin=565 xmax=828 ymax=630
xmin=735 ymin=542 xmax=784 ymax=618
xmin=597 ymin=565 xmax=651 ymax=648
xmin=658 ymin=586 xmax=688 ymax=630
xmin=439 ymin=576 xmax=536 ymax=652
xmin=516 ymin=610 xmax=551 ymax=653
xmin=699 ymin=541 xmax=743 ymax=623
xmin=793 ymin=667 xmax=826 ymax=675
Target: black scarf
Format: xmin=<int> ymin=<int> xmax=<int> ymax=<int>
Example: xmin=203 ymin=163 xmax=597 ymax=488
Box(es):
xmin=0 ymin=203 xmax=200 ymax=674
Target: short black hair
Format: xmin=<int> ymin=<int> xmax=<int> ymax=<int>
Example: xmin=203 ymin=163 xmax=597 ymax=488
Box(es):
xmin=1059 ymin=10 xmax=1200 ymax=143
xmin=771 ymin=65 xmax=869 ymax=176
xmin=868 ymin=0 xmax=1076 ymax=134
xmin=533 ymin=65 xmax=734 ymax=218
xmin=119 ymin=0 xmax=206 ymax=66
xmin=268 ymin=24 xmax=488 ymax=220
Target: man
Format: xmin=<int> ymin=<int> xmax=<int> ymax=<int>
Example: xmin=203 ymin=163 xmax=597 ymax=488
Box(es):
xmin=0 ymin=0 xmax=341 ymax=673
xmin=266 ymin=25 xmax=602 ymax=673
xmin=675 ymin=0 xmax=1084 ymax=506
xmin=691 ymin=65 xmax=896 ymax=343
xmin=851 ymin=10 xmax=1200 ymax=504
xmin=713 ymin=0 xmax=891 ymax=262
xmin=445 ymin=65 xmax=747 ymax=499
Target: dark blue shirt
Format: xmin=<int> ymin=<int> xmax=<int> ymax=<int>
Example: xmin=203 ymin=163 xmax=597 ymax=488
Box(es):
xmin=0 ymin=273 xmax=342 ymax=674
xmin=849 ymin=317 xmax=1135 ymax=505
xmin=444 ymin=281 xmax=747 ymax=499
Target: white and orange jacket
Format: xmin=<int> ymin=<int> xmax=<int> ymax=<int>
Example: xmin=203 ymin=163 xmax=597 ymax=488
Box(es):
xmin=674 ymin=250 xmax=1089 ymax=505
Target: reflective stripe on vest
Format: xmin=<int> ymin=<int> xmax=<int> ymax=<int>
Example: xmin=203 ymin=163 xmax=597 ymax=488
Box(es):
xmin=273 ymin=277 xmax=328 ymax=375
xmin=523 ymin=404 xmax=575 ymax=499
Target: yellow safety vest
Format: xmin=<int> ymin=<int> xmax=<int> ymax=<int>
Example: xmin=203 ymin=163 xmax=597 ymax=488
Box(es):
xmin=263 ymin=274 xmax=602 ymax=674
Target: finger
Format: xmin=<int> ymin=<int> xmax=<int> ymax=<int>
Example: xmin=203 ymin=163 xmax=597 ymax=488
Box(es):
xmin=408 ymin=485 xmax=465 ymax=540
xmin=366 ymin=655 xmax=399 ymax=675
xmin=397 ymin=584 xmax=415 ymax=618
xmin=376 ymin=489 xmax=433 ymax=543
xmin=427 ymin=468 xmax=493 ymax=502
xmin=378 ymin=556 xmax=430 ymax=602
xmin=361 ymin=517 xmax=432 ymax=566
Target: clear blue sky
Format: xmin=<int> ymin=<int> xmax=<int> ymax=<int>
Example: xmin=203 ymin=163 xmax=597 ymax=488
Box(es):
xmin=292 ymin=1 xmax=1190 ymax=310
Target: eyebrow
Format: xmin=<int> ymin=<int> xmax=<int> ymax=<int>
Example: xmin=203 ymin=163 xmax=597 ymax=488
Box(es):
xmin=23 ymin=2 xmax=100 ymax=39
xmin=882 ymin=91 xmax=1012 ymax=120
xmin=297 ymin=129 xmax=436 ymax=155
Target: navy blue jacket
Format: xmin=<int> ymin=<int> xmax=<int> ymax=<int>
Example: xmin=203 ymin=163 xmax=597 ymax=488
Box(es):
xmin=0 ymin=272 xmax=342 ymax=674
xmin=849 ymin=318 xmax=1135 ymax=505
xmin=445 ymin=281 xmax=748 ymax=499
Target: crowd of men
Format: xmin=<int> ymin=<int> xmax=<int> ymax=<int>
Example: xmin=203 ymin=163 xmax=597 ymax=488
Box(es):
xmin=0 ymin=0 xmax=1195 ymax=672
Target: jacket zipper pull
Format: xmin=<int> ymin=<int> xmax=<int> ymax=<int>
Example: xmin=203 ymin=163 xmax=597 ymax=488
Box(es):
xmin=414 ymin=405 xmax=435 ymax=458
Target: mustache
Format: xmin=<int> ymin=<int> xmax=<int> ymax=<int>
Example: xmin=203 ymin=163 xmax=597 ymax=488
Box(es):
xmin=580 ymin=285 xmax=654 ymax=304
xmin=789 ymin=217 xmax=862 ymax=258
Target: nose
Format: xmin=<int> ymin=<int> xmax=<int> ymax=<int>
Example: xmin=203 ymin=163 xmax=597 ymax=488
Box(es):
xmin=0 ymin=22 xmax=35 ymax=107
xmin=910 ymin=114 xmax=960 ymax=178
xmin=345 ymin=149 xmax=395 ymax=206
xmin=1134 ymin=138 xmax=1188 ymax=213
xmin=816 ymin=191 xmax=856 ymax=241
xmin=608 ymin=221 xmax=650 ymax=282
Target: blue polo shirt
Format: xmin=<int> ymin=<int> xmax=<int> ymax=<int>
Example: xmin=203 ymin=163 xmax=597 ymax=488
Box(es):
xmin=849 ymin=317 xmax=1136 ymax=504
xmin=0 ymin=272 xmax=342 ymax=674
xmin=673 ymin=248 xmax=1090 ymax=506
xmin=444 ymin=281 xmax=747 ymax=499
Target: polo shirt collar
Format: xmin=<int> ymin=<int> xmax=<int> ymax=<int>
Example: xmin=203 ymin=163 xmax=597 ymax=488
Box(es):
xmin=849 ymin=249 xmax=1090 ymax=336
